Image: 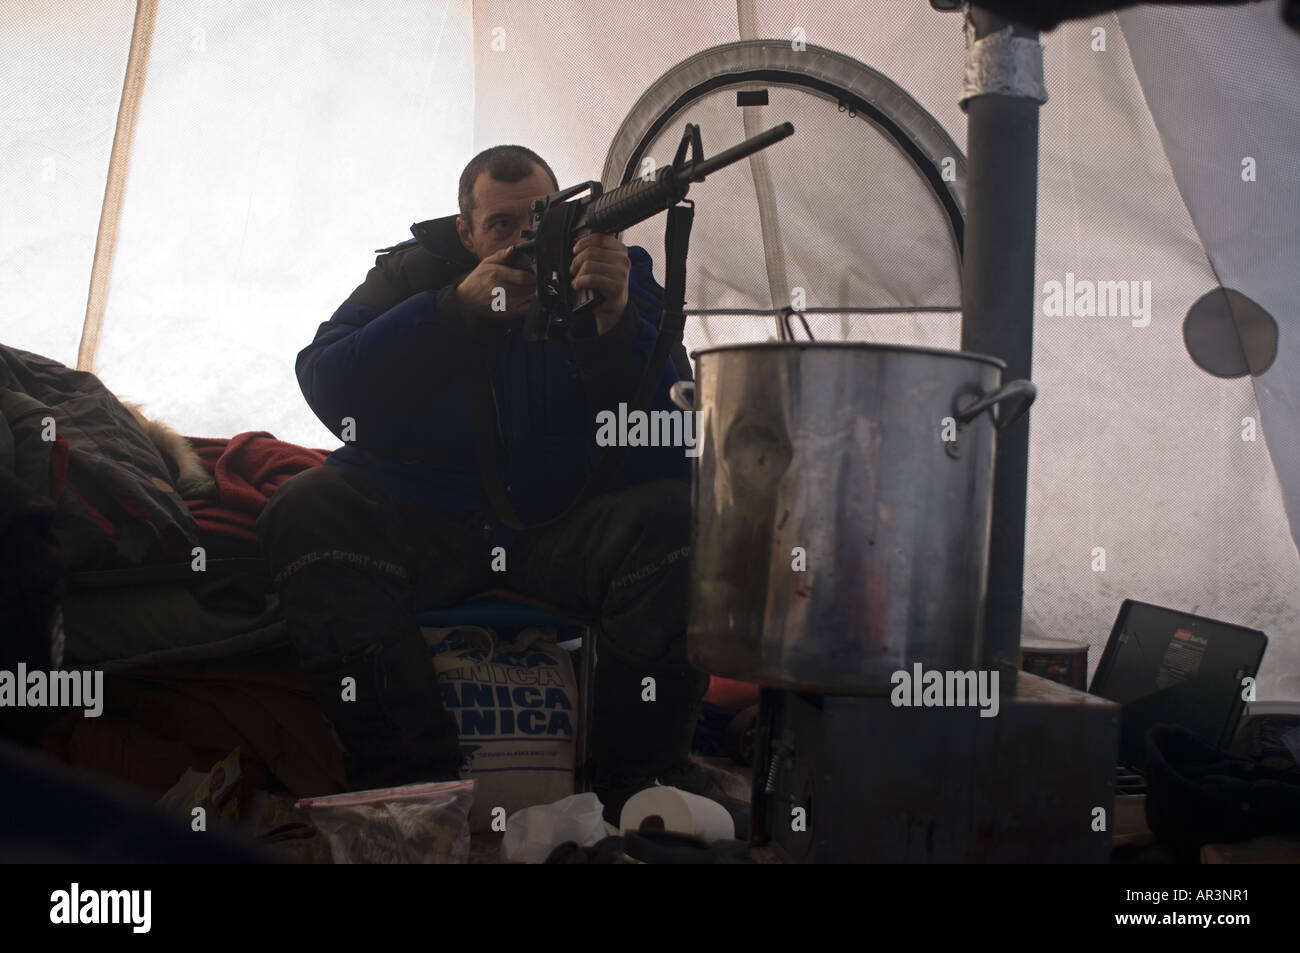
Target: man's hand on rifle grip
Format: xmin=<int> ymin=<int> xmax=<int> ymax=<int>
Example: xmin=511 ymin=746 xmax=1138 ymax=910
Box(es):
xmin=570 ymin=233 xmax=631 ymax=336
xmin=455 ymin=246 xmax=536 ymax=323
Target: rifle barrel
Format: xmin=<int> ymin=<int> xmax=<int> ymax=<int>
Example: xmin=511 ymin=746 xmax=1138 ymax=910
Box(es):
xmin=672 ymin=121 xmax=794 ymax=185
xmin=572 ymin=121 xmax=795 ymax=235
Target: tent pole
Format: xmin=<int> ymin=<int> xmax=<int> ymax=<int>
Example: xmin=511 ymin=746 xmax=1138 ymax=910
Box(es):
xmin=959 ymin=6 xmax=1043 ymax=673
xmin=77 ymin=0 xmax=159 ymax=374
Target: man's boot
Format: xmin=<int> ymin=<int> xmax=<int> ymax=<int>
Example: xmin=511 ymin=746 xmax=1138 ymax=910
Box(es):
xmin=257 ymin=465 xmax=478 ymax=792
xmin=584 ymin=637 xmax=748 ymax=835
xmin=300 ymin=628 xmax=464 ymax=792
xmin=270 ymin=543 xmax=464 ymax=791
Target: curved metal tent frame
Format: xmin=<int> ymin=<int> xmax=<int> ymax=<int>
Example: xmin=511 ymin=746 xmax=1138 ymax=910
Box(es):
xmin=602 ymin=39 xmax=968 ymax=330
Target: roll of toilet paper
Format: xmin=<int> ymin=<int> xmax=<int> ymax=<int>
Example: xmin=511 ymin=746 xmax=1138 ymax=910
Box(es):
xmin=619 ymin=785 xmax=736 ymax=841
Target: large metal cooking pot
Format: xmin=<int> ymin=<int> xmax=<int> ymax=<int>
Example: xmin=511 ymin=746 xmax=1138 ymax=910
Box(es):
xmin=670 ymin=342 xmax=1035 ymax=695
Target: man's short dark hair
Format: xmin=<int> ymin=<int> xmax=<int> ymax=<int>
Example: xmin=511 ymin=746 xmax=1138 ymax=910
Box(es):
xmin=458 ymin=145 xmax=559 ymax=226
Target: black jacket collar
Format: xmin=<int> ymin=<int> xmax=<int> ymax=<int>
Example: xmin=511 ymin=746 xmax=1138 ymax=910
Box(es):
xmin=410 ymin=215 xmax=478 ymax=271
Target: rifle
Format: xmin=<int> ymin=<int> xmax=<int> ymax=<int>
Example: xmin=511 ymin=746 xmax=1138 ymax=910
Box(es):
xmin=506 ymin=121 xmax=795 ymax=340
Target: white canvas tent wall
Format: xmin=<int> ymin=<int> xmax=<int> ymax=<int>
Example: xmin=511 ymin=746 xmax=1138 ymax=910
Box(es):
xmin=3 ymin=0 xmax=1297 ymax=699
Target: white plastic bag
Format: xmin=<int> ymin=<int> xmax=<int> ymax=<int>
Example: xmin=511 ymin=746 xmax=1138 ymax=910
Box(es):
xmin=500 ymin=792 xmax=618 ymax=864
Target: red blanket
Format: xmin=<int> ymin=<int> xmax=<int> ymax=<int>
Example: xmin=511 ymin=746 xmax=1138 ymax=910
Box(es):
xmin=186 ymin=433 xmax=329 ymax=543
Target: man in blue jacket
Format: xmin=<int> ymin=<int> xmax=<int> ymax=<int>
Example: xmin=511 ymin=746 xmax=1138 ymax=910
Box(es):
xmin=257 ymin=145 xmax=717 ymax=824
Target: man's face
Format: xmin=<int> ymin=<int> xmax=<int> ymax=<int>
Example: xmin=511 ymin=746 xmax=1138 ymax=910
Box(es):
xmin=456 ymin=165 xmax=556 ymax=262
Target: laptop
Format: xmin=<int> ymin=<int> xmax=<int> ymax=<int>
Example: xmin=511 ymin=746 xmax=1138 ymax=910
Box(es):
xmin=1087 ymin=599 xmax=1268 ymax=796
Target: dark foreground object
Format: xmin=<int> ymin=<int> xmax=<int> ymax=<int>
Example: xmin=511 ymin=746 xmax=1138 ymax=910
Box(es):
xmin=0 ymin=738 xmax=275 ymax=863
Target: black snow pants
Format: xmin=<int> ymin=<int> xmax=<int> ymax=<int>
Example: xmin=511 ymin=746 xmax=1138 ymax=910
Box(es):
xmin=255 ymin=464 xmax=707 ymax=792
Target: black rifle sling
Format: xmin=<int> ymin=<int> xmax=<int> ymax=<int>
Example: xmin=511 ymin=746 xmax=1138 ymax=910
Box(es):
xmin=470 ymin=202 xmax=694 ymax=532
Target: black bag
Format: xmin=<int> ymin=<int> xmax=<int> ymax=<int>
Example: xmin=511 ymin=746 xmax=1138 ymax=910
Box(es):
xmin=1144 ymin=721 xmax=1300 ymax=850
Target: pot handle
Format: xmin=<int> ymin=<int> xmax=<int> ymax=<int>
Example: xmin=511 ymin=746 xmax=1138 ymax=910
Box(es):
xmin=954 ymin=379 xmax=1037 ymax=431
xmin=670 ymin=380 xmax=695 ymax=412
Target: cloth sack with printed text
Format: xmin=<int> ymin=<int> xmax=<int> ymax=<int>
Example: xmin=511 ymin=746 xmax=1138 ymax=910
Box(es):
xmin=423 ymin=624 xmax=579 ymax=833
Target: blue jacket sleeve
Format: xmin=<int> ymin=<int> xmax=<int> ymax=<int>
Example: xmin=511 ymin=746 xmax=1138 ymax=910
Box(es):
xmin=569 ymin=246 xmax=692 ymax=486
xmin=295 ymin=277 xmax=475 ymax=452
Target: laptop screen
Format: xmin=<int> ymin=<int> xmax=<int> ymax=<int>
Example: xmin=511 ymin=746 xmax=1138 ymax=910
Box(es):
xmin=1088 ymin=600 xmax=1268 ymax=768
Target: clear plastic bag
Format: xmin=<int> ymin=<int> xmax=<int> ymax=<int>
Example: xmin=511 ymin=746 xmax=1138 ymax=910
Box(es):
xmin=297 ymin=779 xmax=475 ymax=864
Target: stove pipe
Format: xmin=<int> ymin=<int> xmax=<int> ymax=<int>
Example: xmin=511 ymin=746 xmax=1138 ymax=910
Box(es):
xmin=958 ymin=6 xmax=1044 ymax=672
